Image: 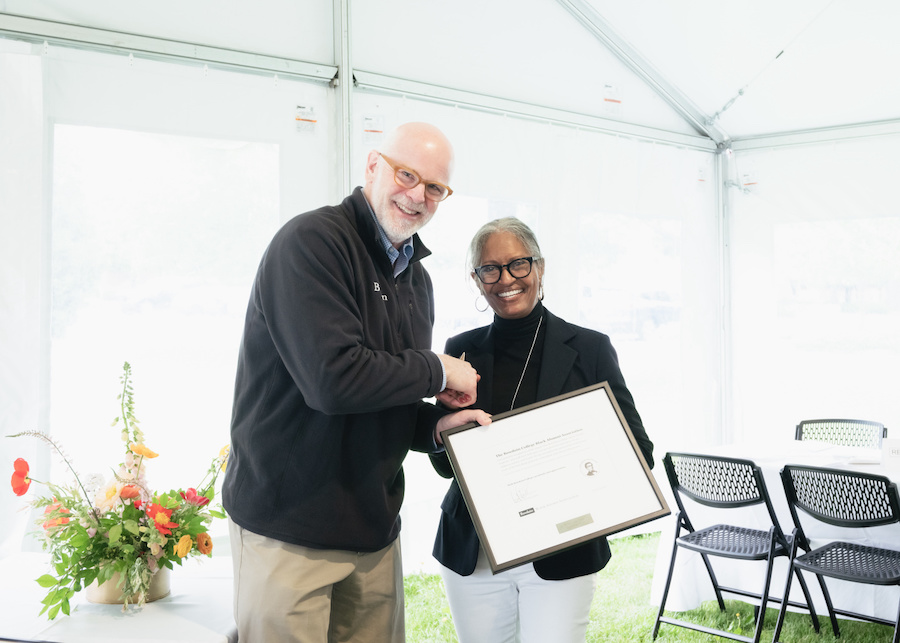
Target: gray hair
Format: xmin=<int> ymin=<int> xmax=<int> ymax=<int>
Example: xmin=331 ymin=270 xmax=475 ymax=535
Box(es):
xmin=467 ymin=217 xmax=544 ymax=274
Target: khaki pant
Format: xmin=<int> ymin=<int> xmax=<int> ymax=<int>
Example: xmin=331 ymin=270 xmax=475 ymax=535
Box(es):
xmin=228 ymin=518 xmax=404 ymax=643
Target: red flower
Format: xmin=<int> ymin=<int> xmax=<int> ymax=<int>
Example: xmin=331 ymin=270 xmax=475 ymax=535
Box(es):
xmin=180 ymin=488 xmax=210 ymax=507
xmin=11 ymin=458 xmax=31 ymax=496
xmin=120 ymin=485 xmax=140 ymax=500
xmin=146 ymin=502 xmax=178 ymax=536
xmin=42 ymin=500 xmax=71 ymax=530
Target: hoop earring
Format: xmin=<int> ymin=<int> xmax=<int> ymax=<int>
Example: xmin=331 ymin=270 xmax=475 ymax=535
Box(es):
xmin=539 ymin=283 xmax=545 ymax=301
xmin=475 ymin=294 xmax=489 ymax=313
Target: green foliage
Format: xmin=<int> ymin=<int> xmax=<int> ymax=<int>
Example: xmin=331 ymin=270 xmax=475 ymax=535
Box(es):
xmin=404 ymin=532 xmax=894 ymax=643
xmin=7 ymin=362 xmax=230 ymax=618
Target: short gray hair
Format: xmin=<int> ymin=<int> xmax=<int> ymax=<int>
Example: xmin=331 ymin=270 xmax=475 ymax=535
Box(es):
xmin=467 ymin=217 xmax=544 ymax=274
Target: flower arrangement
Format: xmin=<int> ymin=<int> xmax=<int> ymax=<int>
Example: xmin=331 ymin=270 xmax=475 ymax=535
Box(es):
xmin=8 ymin=362 xmax=229 ymax=619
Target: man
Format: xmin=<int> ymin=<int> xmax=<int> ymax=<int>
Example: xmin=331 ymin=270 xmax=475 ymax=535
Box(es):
xmin=222 ymin=122 xmax=490 ymax=642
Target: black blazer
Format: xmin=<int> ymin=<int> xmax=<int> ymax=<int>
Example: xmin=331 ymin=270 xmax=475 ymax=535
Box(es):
xmin=430 ymin=308 xmax=654 ymax=580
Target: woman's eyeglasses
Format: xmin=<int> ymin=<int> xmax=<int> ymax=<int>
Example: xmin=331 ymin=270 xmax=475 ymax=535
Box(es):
xmin=473 ymin=257 xmax=535 ymax=284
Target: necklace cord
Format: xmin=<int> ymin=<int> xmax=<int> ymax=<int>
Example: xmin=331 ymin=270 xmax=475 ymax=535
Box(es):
xmin=509 ymin=315 xmax=543 ymax=411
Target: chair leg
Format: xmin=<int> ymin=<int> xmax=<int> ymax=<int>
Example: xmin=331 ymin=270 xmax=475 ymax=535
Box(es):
xmin=892 ymin=596 xmax=900 ymax=643
xmin=790 ymin=565 xmax=820 ymax=633
xmin=699 ymin=552 xmax=727 ymax=611
xmin=771 ymin=539 xmax=799 ymax=643
xmin=651 ymin=532 xmax=681 ymax=640
xmin=751 ymin=532 xmax=779 ymax=643
xmin=812 ymin=573 xmax=840 ymax=637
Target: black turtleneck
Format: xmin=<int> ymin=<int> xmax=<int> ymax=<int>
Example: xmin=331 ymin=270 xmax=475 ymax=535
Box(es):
xmin=491 ymin=302 xmax=546 ymax=414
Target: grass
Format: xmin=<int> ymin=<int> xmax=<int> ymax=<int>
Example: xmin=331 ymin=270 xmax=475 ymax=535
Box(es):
xmin=404 ymin=532 xmax=894 ymax=642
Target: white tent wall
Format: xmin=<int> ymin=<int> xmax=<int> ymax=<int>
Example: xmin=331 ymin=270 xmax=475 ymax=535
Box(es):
xmin=0 ymin=4 xmax=724 ymax=563
xmin=0 ymin=38 xmax=338 ymax=552
xmin=3 ymin=0 xmax=896 ymax=578
xmin=727 ymin=134 xmax=900 ymax=443
xmin=0 ymin=46 xmax=45 ymax=557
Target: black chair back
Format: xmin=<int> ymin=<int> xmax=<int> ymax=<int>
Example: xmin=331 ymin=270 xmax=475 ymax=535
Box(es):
xmin=782 ymin=464 xmax=900 ymax=539
xmin=795 ymin=418 xmax=887 ymax=449
xmin=665 ymin=452 xmax=783 ymax=537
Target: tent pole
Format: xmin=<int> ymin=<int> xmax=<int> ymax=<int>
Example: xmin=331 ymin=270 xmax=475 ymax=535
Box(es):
xmin=333 ymin=0 xmax=352 ymax=199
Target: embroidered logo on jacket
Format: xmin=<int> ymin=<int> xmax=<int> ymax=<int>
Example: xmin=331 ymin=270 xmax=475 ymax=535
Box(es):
xmin=374 ymin=281 xmax=388 ymax=301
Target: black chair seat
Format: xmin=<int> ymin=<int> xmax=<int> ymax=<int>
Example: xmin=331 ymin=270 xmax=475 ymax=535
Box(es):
xmin=679 ymin=524 xmax=786 ymax=560
xmin=794 ymin=541 xmax=900 ymax=585
xmin=652 ymin=453 xmax=819 ymax=643
xmin=772 ymin=464 xmax=900 ymax=643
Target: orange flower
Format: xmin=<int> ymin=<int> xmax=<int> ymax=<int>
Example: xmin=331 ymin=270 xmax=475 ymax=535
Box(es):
xmin=130 ymin=443 xmax=158 ymax=459
xmin=120 ymin=485 xmax=140 ymax=499
xmin=11 ymin=458 xmax=31 ymax=496
xmin=174 ymin=534 xmax=193 ymax=558
xmin=196 ymin=532 xmax=213 ymax=555
xmin=146 ymin=502 xmax=178 ymax=536
xmin=42 ymin=500 xmax=71 ymax=530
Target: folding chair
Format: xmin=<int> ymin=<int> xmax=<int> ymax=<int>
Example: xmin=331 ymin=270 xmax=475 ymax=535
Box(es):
xmin=773 ymin=465 xmax=900 ymax=643
xmin=652 ymin=453 xmax=818 ymax=643
xmin=795 ymin=418 xmax=887 ymax=449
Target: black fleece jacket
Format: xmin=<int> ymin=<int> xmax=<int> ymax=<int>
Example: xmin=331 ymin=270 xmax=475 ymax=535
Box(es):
xmin=223 ymin=187 xmax=446 ymax=552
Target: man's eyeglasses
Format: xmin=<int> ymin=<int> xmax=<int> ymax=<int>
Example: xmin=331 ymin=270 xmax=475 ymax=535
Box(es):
xmin=379 ymin=153 xmax=453 ymax=202
xmin=473 ymin=257 xmax=535 ymax=284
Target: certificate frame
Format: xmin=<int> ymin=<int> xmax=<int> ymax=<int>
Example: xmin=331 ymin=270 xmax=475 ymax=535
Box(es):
xmin=442 ymin=381 xmax=669 ymax=573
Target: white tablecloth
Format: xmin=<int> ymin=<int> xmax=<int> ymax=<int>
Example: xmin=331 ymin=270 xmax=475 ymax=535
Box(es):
xmin=0 ymin=554 xmax=237 ymax=642
xmin=649 ymin=439 xmax=900 ymax=620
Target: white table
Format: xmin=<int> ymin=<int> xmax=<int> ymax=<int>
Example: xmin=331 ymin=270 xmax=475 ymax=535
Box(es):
xmin=0 ymin=554 xmax=237 ymax=642
xmin=649 ymin=439 xmax=900 ymax=621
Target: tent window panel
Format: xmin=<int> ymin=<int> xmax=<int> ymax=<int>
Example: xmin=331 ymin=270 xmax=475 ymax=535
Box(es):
xmin=50 ymin=124 xmax=280 ymax=492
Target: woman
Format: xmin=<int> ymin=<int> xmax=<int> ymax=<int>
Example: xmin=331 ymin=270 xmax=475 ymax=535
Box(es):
xmin=431 ymin=217 xmax=654 ymax=643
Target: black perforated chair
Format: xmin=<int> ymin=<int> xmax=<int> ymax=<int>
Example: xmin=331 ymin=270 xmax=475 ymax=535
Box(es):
xmin=652 ymin=453 xmax=818 ymax=643
xmin=772 ymin=465 xmax=900 ymax=643
xmin=795 ymin=418 xmax=887 ymax=449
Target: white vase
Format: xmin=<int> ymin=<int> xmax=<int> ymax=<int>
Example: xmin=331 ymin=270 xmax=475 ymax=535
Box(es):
xmin=85 ymin=566 xmax=171 ymax=604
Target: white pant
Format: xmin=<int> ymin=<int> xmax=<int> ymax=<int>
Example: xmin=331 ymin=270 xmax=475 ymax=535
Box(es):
xmin=439 ymin=546 xmax=596 ymax=643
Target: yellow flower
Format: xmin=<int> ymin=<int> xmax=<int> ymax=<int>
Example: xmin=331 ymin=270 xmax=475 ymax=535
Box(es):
xmin=219 ymin=445 xmax=230 ymax=472
xmin=174 ymin=534 xmax=193 ymax=558
xmin=130 ymin=443 xmax=159 ymax=459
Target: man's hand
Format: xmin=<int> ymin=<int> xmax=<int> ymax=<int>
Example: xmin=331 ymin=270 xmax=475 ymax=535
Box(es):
xmin=437 ymin=354 xmax=479 ymax=409
xmin=435 ymin=409 xmax=492 ymax=446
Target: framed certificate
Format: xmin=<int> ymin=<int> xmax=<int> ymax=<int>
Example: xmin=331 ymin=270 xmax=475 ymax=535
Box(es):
xmin=442 ymin=381 xmax=669 ymax=573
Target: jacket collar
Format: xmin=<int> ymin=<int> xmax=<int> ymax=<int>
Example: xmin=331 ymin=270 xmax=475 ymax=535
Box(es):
xmin=467 ymin=308 xmax=578 ymax=410
xmin=536 ymin=309 xmax=578 ymax=400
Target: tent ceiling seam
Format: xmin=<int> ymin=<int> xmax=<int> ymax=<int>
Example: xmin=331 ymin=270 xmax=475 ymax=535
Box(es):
xmin=731 ymin=118 xmax=900 ymax=151
xmin=354 ymin=70 xmax=717 ymax=152
xmin=553 ymin=0 xmax=730 ymax=145
xmin=0 ymin=12 xmax=336 ymax=83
